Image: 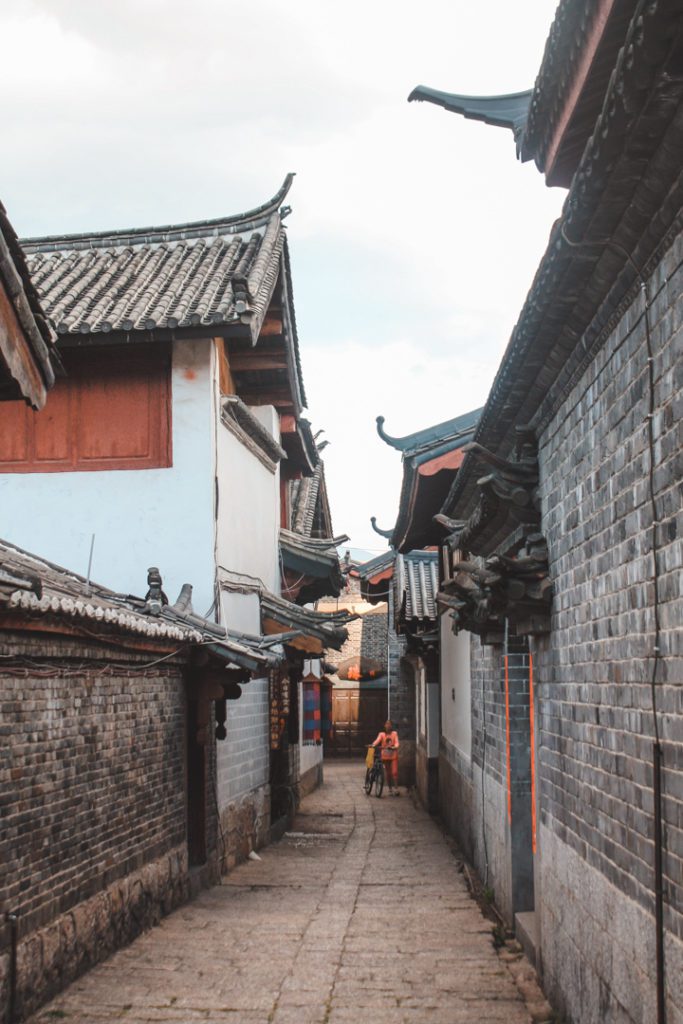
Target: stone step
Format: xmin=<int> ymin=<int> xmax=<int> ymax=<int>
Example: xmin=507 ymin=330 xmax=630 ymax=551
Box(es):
xmin=515 ymin=910 xmax=538 ymax=967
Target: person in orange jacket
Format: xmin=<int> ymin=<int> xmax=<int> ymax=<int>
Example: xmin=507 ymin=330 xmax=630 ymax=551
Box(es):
xmin=372 ymin=720 xmax=400 ymax=795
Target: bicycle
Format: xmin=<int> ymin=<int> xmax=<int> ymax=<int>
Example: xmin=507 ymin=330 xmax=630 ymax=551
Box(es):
xmin=364 ymin=745 xmax=385 ymax=798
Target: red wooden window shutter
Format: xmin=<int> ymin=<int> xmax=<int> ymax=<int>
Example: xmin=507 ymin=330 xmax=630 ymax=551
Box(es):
xmin=0 ymin=344 xmax=172 ymax=472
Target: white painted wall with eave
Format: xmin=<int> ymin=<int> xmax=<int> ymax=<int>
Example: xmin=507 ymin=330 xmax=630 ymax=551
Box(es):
xmin=440 ymin=619 xmax=472 ymax=759
xmin=215 ymin=402 xmax=282 ymax=811
xmin=0 ymin=339 xmax=216 ymax=613
xmin=215 ymin=403 xmax=280 ymax=603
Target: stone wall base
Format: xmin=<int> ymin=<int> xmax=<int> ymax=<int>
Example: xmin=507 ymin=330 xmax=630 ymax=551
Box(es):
xmin=219 ymin=782 xmax=270 ymax=872
xmin=438 ymin=740 xmax=513 ymax=924
xmin=398 ymin=739 xmax=416 ymax=788
xmin=0 ymin=844 xmax=189 ymax=1021
xmin=416 ymin=744 xmax=438 ymax=814
xmin=438 ymin=742 xmax=475 ymax=863
xmin=539 ymin=822 xmax=683 ymax=1024
xmin=299 ymin=759 xmax=323 ymax=798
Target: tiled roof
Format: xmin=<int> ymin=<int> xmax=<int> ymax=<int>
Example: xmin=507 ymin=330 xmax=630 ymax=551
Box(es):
xmin=0 ymin=201 xmax=57 ymax=408
xmin=356 ymin=549 xmax=395 ymax=605
xmin=520 ymin=0 xmax=636 ymax=182
xmin=280 ymin=528 xmax=348 ymax=603
xmin=0 ymin=540 xmax=281 ymax=673
xmin=356 ymin=549 xmax=394 ymax=581
xmin=373 ymin=407 xmax=482 ymax=552
xmin=375 ymin=407 xmax=482 ymax=455
xmin=261 ymin=590 xmax=354 ymax=651
xmin=395 ymin=551 xmax=439 ymax=625
xmin=291 ymin=462 xmax=324 ymax=536
xmin=22 ymin=176 xmax=294 ymax=345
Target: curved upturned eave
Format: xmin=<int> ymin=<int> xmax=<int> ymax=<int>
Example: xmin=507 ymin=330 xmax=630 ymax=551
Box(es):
xmin=21 ymin=174 xmax=296 ymax=254
xmin=408 ymin=85 xmax=532 ymax=137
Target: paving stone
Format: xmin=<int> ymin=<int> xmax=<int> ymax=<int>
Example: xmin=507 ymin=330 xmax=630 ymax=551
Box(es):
xmin=27 ymin=764 xmax=540 ymax=1024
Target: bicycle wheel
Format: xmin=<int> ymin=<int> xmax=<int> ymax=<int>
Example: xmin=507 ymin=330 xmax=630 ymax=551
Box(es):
xmin=374 ymin=765 xmax=384 ymax=798
xmin=364 ymin=768 xmax=373 ymax=795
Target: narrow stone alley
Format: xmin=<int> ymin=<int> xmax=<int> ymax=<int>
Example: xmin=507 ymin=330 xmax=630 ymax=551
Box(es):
xmin=28 ymin=764 xmax=549 ymax=1024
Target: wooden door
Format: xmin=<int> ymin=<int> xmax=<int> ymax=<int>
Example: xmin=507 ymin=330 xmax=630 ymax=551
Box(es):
xmin=328 ymin=688 xmax=387 ymax=757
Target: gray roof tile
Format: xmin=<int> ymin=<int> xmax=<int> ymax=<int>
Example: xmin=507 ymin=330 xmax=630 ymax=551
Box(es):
xmin=22 ymin=177 xmax=293 ymax=343
xmin=396 ymin=551 xmax=439 ymax=624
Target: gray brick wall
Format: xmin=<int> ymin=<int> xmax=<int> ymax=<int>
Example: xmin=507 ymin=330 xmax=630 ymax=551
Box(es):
xmin=361 ymin=607 xmax=390 ymax=666
xmin=440 ymin=631 xmax=533 ymax=924
xmin=534 ymin=231 xmax=683 ymax=1019
xmin=335 ymin=604 xmax=389 ymax=669
xmin=217 ymin=676 xmax=270 ymax=803
xmin=0 ymin=634 xmax=193 ymax=1018
xmin=471 ymin=635 xmax=506 ymax=786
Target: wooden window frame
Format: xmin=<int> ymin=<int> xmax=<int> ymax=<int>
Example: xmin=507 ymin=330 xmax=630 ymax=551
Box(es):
xmin=0 ymin=343 xmax=172 ymax=473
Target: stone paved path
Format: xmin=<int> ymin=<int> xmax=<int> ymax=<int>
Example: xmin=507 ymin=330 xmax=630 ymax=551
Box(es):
xmin=29 ymin=763 xmax=538 ymax=1024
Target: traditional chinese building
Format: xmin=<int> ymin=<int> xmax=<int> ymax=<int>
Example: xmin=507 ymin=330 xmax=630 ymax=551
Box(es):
xmin=1 ymin=182 xmax=352 ymax=958
xmin=408 ymin=2 xmax=683 ymax=1021
xmin=0 ymin=541 xmax=287 ymax=1020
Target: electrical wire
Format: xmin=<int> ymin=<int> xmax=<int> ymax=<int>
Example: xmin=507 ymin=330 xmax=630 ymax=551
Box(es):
xmin=0 ymin=638 xmax=222 ymax=676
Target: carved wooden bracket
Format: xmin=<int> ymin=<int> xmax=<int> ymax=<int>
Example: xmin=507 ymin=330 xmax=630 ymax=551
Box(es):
xmin=186 ymin=665 xmax=248 ymax=745
xmin=438 ymin=431 xmax=551 ymax=642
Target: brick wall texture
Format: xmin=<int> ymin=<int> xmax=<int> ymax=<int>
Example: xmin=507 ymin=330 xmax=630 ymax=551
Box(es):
xmin=216 ymin=677 xmax=270 ymax=866
xmin=333 ymin=604 xmax=388 ymax=668
xmin=438 ymin=631 xmax=532 ymax=925
xmin=0 ymin=635 xmax=199 ymax=1018
xmin=534 ymin=230 xmax=683 ymax=1021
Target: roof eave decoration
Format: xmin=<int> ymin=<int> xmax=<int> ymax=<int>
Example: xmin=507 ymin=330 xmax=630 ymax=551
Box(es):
xmin=0 ymin=202 xmax=57 ymax=409
xmin=408 ymin=86 xmax=533 ymax=150
xmin=445 ymin=0 xmax=683 ymax=531
xmin=23 ymin=175 xmax=296 ymax=253
xmin=279 ymin=529 xmax=349 ymax=603
xmin=357 ymin=550 xmax=396 ymax=605
xmin=281 ymin=416 xmax=318 ymax=478
xmin=221 ymin=395 xmax=287 ymax=473
xmin=521 ymin=0 xmax=633 ymax=184
xmin=370 ymin=517 xmax=395 ymax=542
xmin=375 ymin=408 xmax=483 ymax=454
xmin=438 ymin=430 xmax=552 ymax=645
xmin=260 ymin=591 xmax=354 ymax=653
xmin=379 ymin=409 xmax=482 ymax=552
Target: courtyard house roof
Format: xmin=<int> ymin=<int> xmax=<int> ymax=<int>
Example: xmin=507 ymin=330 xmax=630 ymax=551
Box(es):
xmin=22 ymin=176 xmax=293 ymax=343
xmin=0 ymin=540 xmax=282 ymax=674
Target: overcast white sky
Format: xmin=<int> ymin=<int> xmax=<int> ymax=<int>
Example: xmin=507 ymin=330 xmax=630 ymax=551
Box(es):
xmin=2 ymin=0 xmax=566 ymax=553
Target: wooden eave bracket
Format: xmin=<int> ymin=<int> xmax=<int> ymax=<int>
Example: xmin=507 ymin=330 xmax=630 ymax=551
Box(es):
xmin=443 ymin=434 xmax=552 ymax=642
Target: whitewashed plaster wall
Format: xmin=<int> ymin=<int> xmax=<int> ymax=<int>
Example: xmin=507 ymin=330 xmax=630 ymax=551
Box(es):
xmin=215 ymin=404 xmax=280 ymax=603
xmin=0 ymin=339 xmax=216 ymax=613
xmin=440 ymin=620 xmax=472 ymax=758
